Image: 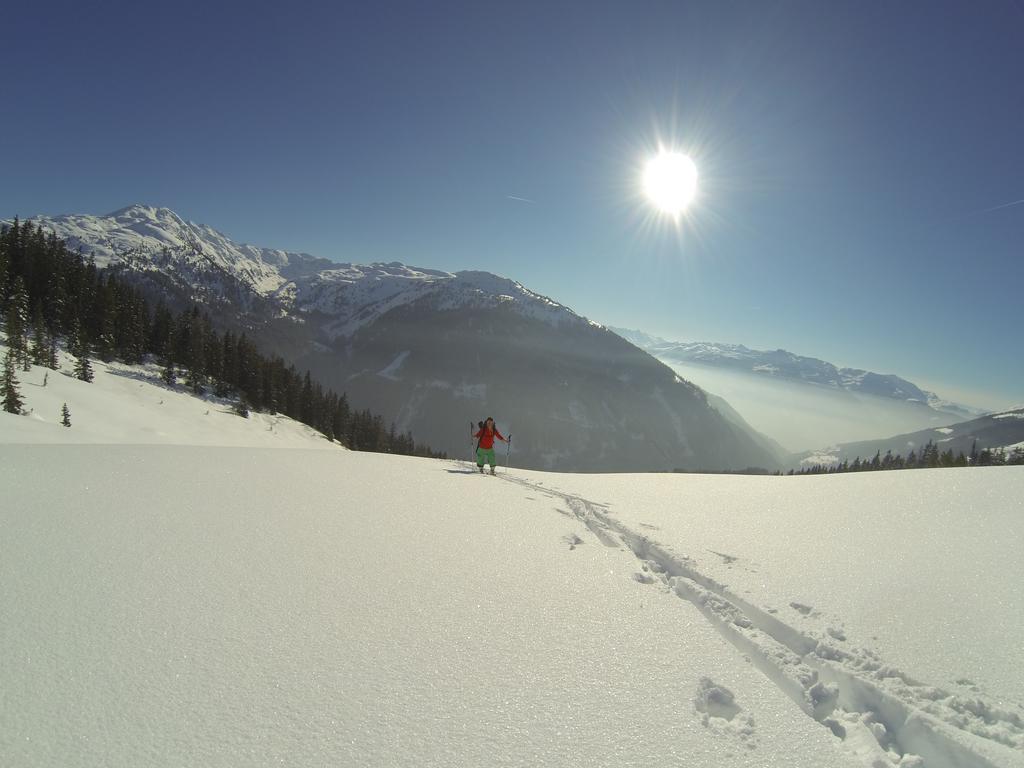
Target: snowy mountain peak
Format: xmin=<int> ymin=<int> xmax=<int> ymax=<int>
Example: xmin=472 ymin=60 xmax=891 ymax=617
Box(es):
xmin=13 ymin=205 xmax=588 ymax=340
xmin=106 ymin=203 xmax=185 ymax=223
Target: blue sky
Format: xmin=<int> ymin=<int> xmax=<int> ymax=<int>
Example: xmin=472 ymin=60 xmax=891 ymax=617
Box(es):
xmin=3 ymin=1 xmax=1022 ymax=408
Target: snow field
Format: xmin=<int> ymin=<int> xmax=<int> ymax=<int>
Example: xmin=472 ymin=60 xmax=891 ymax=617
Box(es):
xmin=1 ymin=447 xmax=870 ymax=768
xmin=0 ymin=341 xmax=336 ymax=449
xmin=514 ymin=468 xmax=1024 ymax=767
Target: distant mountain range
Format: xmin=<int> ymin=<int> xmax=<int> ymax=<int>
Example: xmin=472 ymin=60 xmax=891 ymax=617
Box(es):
xmin=612 ymin=328 xmax=984 ymax=420
xmin=796 ymin=408 xmax=1024 ymax=468
xmin=14 ymin=205 xmax=785 ymax=472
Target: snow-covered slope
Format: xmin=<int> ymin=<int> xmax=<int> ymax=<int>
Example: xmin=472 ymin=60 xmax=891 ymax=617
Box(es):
xmin=0 ymin=340 xmax=335 ymax=449
xmin=307 ymin=265 xmax=590 ymax=340
xmin=3 ymin=444 xmax=1021 ymax=767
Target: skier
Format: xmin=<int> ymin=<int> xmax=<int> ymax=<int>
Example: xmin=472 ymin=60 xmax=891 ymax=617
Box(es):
xmin=473 ymin=417 xmax=508 ymax=475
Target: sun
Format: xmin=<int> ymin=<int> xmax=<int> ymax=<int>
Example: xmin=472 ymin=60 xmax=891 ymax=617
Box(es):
xmin=643 ymin=151 xmax=698 ymax=214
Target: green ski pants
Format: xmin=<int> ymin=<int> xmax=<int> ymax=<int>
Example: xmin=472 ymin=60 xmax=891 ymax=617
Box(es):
xmin=476 ymin=447 xmax=497 ymax=468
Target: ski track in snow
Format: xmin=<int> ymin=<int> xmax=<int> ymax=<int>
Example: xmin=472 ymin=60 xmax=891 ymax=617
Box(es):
xmin=498 ymin=470 xmax=1024 ymax=768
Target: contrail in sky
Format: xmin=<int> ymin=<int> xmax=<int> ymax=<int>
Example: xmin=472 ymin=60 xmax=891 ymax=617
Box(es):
xmin=972 ymin=198 xmax=1024 ymax=215
xmin=505 ymin=194 xmax=536 ymax=204
xmin=934 ymin=196 xmax=1024 ymax=228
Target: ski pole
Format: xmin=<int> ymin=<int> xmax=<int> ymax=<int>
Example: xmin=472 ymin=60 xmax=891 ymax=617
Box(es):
xmin=506 ymin=434 xmax=512 ymax=474
xmin=469 ymin=421 xmax=475 ymax=467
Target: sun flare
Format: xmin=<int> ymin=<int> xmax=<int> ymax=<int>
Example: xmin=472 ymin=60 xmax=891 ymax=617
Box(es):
xmin=643 ymin=151 xmax=698 ymax=214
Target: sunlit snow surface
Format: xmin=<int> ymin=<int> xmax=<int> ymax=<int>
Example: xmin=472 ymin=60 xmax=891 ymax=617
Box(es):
xmin=4 ymin=448 xmax=867 ymax=768
xmin=0 ymin=355 xmax=335 ymax=449
xmin=2 ymin=358 xmax=1023 ymax=766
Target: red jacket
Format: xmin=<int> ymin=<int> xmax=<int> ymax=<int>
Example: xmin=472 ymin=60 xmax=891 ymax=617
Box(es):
xmin=474 ymin=427 xmax=505 ymax=450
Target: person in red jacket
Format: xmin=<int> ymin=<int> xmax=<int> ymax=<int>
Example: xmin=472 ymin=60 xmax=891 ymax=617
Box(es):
xmin=473 ymin=417 xmax=508 ymax=475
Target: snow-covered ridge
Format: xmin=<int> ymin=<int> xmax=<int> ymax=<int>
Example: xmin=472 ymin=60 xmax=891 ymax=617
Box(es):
xmin=307 ymin=264 xmax=586 ymax=340
xmin=18 ymin=204 xmax=318 ymax=296
xmin=612 ymin=327 xmax=984 ymax=416
xmin=12 ymin=204 xmax=586 ymax=339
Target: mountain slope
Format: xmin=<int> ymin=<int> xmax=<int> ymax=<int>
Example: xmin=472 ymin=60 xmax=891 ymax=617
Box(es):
xmin=300 ymin=298 xmax=783 ymax=471
xmin=613 ymin=327 xmax=986 ymax=452
xmin=15 ymin=205 xmax=784 ymax=472
xmin=796 ymin=407 xmax=1024 ymax=468
xmin=612 ymin=327 xmax=981 ymax=416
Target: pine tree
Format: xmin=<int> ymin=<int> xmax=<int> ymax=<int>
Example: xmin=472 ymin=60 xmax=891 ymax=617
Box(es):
xmin=150 ymin=302 xmax=174 ymax=359
xmin=119 ymin=301 xmax=147 ymax=364
xmin=73 ymin=328 xmax=94 ymax=383
xmin=4 ymin=276 xmax=30 ymax=367
xmin=74 ymin=352 xmax=94 ymax=382
xmin=300 ymin=370 xmax=315 ymax=425
xmin=92 ymin=277 xmax=117 ymax=363
xmin=922 ymin=440 xmax=939 ymax=468
xmin=261 ymin=363 xmax=278 ymax=413
xmin=0 ymin=221 xmax=8 ymax=291
xmin=2 ymin=349 xmax=23 ymax=414
xmin=30 ymin=308 xmax=48 ymax=366
xmin=162 ymin=357 xmax=177 ymax=387
xmin=61 ymin=402 xmax=71 ymax=427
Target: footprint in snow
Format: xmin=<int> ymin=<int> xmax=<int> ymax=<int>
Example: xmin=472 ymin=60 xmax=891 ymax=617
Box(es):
xmin=693 ymin=678 xmax=757 ymax=748
xmin=790 ymin=602 xmax=819 ymax=617
xmin=562 ymin=533 xmax=584 ymax=550
xmin=708 ymin=549 xmax=739 ymax=565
